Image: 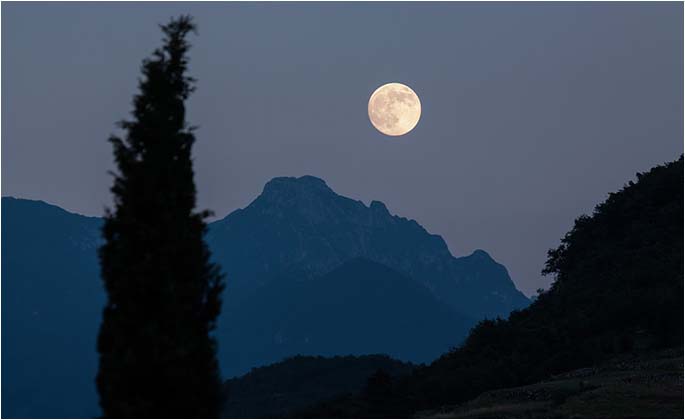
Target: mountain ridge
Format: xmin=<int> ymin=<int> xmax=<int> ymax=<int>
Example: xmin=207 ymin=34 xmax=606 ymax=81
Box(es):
xmin=208 ymin=175 xmax=529 ymax=321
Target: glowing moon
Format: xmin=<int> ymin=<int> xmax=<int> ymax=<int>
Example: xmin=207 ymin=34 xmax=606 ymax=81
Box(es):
xmin=368 ymin=82 xmax=421 ymax=136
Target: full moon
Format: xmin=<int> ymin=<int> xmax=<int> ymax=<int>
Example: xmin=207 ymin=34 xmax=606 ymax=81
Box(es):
xmin=368 ymin=82 xmax=421 ymax=136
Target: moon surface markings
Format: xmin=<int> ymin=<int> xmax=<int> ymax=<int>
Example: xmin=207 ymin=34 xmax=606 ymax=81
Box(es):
xmin=368 ymin=83 xmax=421 ymax=136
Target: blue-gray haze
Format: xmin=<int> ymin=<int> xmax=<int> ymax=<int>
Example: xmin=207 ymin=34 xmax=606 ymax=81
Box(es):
xmin=3 ymin=2 xmax=682 ymax=295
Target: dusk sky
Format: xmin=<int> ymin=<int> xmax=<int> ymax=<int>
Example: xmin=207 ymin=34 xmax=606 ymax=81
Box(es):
xmin=3 ymin=2 xmax=682 ymax=295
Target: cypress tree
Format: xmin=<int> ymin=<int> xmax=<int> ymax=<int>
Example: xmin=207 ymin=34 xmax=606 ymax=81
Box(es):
xmin=97 ymin=16 xmax=224 ymax=418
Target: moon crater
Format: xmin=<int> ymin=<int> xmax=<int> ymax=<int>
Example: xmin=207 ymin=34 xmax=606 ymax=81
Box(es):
xmin=368 ymin=82 xmax=421 ymax=136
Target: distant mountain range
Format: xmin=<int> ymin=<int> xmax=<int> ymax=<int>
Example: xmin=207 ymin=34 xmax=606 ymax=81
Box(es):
xmin=2 ymin=197 xmax=104 ymax=418
xmin=2 ymin=175 xmax=528 ymax=418
xmin=209 ymin=176 xmax=528 ymax=377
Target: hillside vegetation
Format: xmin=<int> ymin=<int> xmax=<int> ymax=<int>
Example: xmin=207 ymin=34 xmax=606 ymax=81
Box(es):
xmin=423 ymin=348 xmax=683 ymax=418
xmin=302 ymin=157 xmax=684 ymax=418
xmin=222 ymin=354 xmax=414 ymax=418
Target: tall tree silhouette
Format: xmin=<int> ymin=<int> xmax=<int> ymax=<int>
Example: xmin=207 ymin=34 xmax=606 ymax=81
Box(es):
xmin=97 ymin=16 xmax=224 ymax=418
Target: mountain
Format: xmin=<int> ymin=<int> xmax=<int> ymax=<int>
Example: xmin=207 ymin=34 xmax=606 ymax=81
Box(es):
xmin=222 ymin=354 xmax=414 ymax=418
xmin=207 ymin=175 xmax=527 ymax=376
xmin=208 ymin=176 xmax=529 ymax=320
xmin=1 ymin=197 xmax=104 ymax=418
xmin=1 ymin=176 xmax=528 ymax=417
xmin=219 ymin=258 xmax=474 ymax=377
xmin=301 ymin=157 xmax=684 ymax=418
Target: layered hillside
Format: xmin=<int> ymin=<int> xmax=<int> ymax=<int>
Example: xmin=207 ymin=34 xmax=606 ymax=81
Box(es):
xmin=2 ymin=177 xmax=527 ymax=417
xmin=301 ymin=157 xmax=684 ymax=418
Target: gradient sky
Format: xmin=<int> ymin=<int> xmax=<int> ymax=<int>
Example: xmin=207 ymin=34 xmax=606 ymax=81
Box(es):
xmin=3 ymin=2 xmax=682 ymax=295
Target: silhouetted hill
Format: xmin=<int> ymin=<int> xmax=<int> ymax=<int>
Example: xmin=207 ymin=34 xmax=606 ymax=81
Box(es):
xmin=1 ymin=176 xmax=525 ymax=417
xmin=302 ymin=157 xmax=684 ymax=418
xmin=220 ymin=258 xmax=473 ymax=377
xmin=1 ymin=198 xmax=104 ymax=418
xmin=222 ymin=354 xmax=414 ymax=418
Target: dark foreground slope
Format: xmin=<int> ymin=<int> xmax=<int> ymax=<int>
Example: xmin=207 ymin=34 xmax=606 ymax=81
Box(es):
xmin=422 ymin=348 xmax=683 ymax=419
xmin=222 ymin=354 xmax=414 ymax=418
xmin=303 ymin=157 xmax=684 ymax=418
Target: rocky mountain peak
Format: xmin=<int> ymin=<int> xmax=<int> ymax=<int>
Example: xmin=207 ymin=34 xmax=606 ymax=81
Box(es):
xmin=468 ymin=249 xmax=494 ymax=261
xmin=208 ymin=175 xmax=529 ymax=321
xmin=369 ymin=200 xmax=390 ymax=214
xmin=261 ymin=175 xmax=333 ymax=198
xmin=252 ymin=176 xmax=342 ymax=214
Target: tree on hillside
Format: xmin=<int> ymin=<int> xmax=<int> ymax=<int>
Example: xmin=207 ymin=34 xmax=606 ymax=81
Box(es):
xmin=299 ymin=156 xmax=684 ymax=418
xmin=542 ymin=155 xmax=684 ymax=347
xmin=97 ymin=16 xmax=225 ymax=418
